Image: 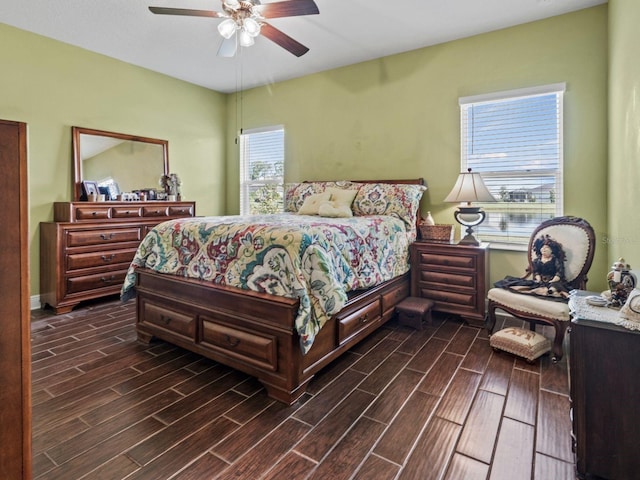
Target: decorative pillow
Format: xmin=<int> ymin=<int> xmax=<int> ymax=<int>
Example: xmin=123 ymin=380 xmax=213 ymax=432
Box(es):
xmin=298 ymin=192 xmax=332 ymax=215
xmin=318 ymin=201 xmax=353 ymax=218
xmin=326 ymin=187 xmax=358 ymax=209
xmin=284 ymin=181 xmax=362 ymax=212
xmin=352 ymin=183 xmax=426 ymax=231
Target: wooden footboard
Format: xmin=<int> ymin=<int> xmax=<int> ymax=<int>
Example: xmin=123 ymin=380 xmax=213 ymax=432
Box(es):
xmin=135 ymin=269 xmax=410 ymax=404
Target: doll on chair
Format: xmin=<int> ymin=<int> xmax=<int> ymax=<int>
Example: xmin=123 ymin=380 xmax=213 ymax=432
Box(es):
xmin=494 ymin=234 xmax=571 ymax=300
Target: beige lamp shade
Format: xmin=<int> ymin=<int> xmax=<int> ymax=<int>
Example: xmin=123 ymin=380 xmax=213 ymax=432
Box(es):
xmin=444 ymin=168 xmax=496 ymax=204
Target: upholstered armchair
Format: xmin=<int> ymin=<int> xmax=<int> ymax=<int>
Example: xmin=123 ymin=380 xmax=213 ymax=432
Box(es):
xmin=486 ymin=216 xmax=596 ymax=362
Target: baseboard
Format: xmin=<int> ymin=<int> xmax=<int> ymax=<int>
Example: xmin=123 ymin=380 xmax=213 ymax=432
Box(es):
xmin=30 ymin=295 xmax=41 ymax=311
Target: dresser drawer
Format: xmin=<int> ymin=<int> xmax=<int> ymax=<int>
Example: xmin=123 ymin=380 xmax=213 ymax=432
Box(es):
xmin=200 ymin=316 xmax=277 ymax=371
xmin=66 ymin=248 xmax=138 ymax=271
xmin=169 ymin=205 xmax=195 ymax=217
xmin=418 ymin=270 xmax=476 ymax=289
xmin=141 ymin=300 xmax=197 ymax=340
xmin=142 ymin=206 xmax=169 ymax=217
xmin=418 ymin=252 xmax=476 ymax=270
xmin=74 ymin=206 xmax=111 ymax=221
xmin=66 ymin=269 xmax=128 ymax=294
xmin=111 ymin=206 xmax=143 ymax=219
xmin=66 ymin=228 xmax=142 ymax=247
xmin=338 ymin=299 xmax=381 ymax=344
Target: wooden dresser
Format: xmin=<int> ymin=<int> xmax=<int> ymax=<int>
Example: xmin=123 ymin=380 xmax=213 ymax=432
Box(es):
xmin=570 ymin=309 xmax=640 ymax=479
xmin=40 ymin=200 xmax=196 ymax=314
xmin=410 ymin=241 xmax=489 ymax=327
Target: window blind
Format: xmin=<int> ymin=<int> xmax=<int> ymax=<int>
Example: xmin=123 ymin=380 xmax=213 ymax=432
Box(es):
xmin=459 ymin=84 xmax=565 ymax=246
xmin=239 ymin=126 xmax=285 ymax=215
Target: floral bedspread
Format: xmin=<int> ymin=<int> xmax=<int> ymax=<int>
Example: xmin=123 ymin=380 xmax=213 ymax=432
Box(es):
xmin=121 ymin=213 xmax=412 ymax=353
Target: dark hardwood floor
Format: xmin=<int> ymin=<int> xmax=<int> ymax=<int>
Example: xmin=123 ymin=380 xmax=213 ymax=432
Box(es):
xmin=31 ymin=298 xmax=576 ymax=480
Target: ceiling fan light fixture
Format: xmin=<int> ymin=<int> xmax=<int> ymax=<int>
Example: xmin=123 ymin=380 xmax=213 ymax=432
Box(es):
xmin=217 ymin=18 xmax=237 ymax=39
xmin=238 ymin=28 xmax=255 ymax=47
xmin=243 ymin=17 xmax=261 ymax=37
xmin=225 ymin=0 xmax=241 ymax=8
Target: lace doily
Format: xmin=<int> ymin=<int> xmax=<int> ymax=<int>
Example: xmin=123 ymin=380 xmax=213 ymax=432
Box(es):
xmin=569 ymin=295 xmax=618 ymax=323
xmin=569 ymin=292 xmax=640 ymax=331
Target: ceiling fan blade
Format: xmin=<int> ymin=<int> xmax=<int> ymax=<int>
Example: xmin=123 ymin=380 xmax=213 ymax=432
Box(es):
xmin=257 ymin=0 xmax=319 ymax=19
xmin=148 ymin=6 xmax=225 ymax=18
xmin=217 ymin=36 xmax=238 ymax=57
xmin=260 ymin=22 xmax=309 ymax=57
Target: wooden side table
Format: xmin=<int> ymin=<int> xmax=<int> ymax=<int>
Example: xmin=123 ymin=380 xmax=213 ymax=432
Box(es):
xmin=569 ymin=292 xmax=640 ymax=479
xmin=410 ymin=241 xmax=489 ymax=327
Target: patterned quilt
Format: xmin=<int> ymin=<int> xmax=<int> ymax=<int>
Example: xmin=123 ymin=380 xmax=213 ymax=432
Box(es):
xmin=121 ymin=213 xmax=412 ymax=353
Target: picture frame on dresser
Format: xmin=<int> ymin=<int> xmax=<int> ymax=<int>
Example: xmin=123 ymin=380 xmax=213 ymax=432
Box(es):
xmin=82 ymin=180 xmax=99 ymax=199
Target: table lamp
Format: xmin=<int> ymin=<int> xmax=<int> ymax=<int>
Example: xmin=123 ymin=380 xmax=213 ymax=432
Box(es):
xmin=444 ymin=168 xmax=496 ymax=245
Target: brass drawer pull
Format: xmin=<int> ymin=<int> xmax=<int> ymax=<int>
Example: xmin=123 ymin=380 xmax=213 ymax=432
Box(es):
xmin=224 ymin=334 xmax=240 ymax=347
xmin=100 ymin=233 xmax=114 ymax=240
xmin=359 ymin=313 xmax=369 ymax=324
xmin=160 ymin=315 xmax=172 ymax=325
xmin=92 ymin=211 xmax=98 ymax=216
xmin=100 ymin=275 xmax=116 ymax=284
xmin=100 ymin=254 xmax=116 ymax=263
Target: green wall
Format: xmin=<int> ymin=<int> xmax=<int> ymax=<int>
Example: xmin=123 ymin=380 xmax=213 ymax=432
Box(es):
xmin=0 ymin=5 xmax=612 ymax=301
xmin=609 ymin=0 xmax=640 ymax=271
xmin=0 ymin=23 xmax=227 ymax=298
xmin=226 ymin=6 xmax=609 ymax=290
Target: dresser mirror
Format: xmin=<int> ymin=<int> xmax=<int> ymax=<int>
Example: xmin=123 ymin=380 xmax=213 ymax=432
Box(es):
xmin=72 ymin=126 xmax=169 ymax=201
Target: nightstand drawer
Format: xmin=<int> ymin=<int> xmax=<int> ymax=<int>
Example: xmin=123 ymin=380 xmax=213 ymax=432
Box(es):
xmin=417 ymin=288 xmax=476 ymax=308
xmin=418 ymin=270 xmax=476 ymax=289
xmin=417 ymin=252 xmax=476 ymax=270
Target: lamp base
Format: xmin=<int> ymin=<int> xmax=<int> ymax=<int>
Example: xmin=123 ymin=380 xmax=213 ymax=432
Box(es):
xmin=458 ymin=230 xmax=481 ymax=246
xmin=453 ymin=207 xmax=486 ymax=246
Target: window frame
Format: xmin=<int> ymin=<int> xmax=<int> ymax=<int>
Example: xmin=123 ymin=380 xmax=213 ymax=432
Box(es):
xmin=459 ymin=83 xmax=566 ymax=249
xmin=239 ymin=125 xmax=285 ymax=216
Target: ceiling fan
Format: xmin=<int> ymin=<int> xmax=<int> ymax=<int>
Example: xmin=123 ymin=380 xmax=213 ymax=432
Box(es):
xmin=148 ymin=0 xmax=319 ymax=58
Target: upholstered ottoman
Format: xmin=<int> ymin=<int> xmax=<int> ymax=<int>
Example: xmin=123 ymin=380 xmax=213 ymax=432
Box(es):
xmin=396 ymin=297 xmax=434 ymax=330
xmin=490 ymin=327 xmax=551 ymax=362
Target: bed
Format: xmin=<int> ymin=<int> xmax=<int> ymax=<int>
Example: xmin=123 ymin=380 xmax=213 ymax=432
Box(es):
xmin=122 ymin=179 xmax=426 ymax=404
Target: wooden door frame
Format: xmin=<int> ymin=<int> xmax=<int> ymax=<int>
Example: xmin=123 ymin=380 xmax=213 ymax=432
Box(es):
xmin=0 ymin=119 xmax=32 ymax=479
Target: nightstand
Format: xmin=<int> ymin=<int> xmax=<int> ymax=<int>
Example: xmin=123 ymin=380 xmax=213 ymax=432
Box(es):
xmin=410 ymin=241 xmax=489 ymax=327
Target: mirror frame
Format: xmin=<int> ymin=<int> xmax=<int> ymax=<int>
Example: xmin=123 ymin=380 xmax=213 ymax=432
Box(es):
xmin=72 ymin=126 xmax=169 ymax=201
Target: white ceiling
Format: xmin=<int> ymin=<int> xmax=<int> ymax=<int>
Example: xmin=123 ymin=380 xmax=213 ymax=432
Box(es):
xmin=0 ymin=0 xmax=606 ymax=94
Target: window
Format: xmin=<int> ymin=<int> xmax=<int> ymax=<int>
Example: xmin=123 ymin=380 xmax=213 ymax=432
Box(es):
xmin=459 ymin=83 xmax=565 ymax=246
xmin=239 ymin=126 xmax=285 ymax=215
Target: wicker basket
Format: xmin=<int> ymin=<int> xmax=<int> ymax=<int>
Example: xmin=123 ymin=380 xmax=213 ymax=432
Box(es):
xmin=419 ymin=224 xmax=454 ymax=243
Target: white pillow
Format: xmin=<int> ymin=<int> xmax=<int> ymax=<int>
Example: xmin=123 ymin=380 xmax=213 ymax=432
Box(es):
xmin=326 ymin=188 xmax=358 ymax=209
xmin=298 ymin=192 xmax=332 ymax=215
xmin=318 ymin=201 xmax=353 ymax=218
